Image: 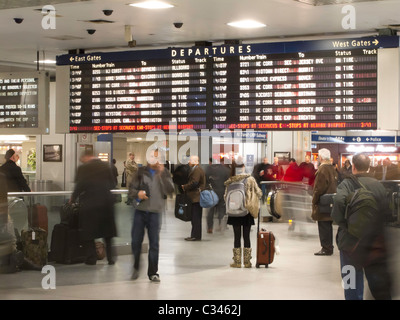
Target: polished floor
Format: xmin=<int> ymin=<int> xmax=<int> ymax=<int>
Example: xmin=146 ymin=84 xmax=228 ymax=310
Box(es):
xmin=1 ymin=196 xmax=399 ymax=301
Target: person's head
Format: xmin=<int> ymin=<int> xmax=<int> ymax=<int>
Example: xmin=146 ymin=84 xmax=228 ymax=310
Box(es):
xmin=80 ymin=149 xmax=94 ymax=163
xmin=383 ymin=157 xmax=391 ymax=166
xmin=112 ymin=159 xmax=116 ymax=165
xmin=344 ymin=159 xmax=351 ymax=167
xmin=4 ymin=149 xmax=16 ymax=162
xmin=352 ymin=153 xmax=370 ymax=174
xmin=273 ymin=157 xmax=279 ymax=164
xmin=262 ymin=157 xmax=269 ymax=165
xmin=235 ymin=163 xmax=245 ymax=175
xmin=129 ymin=152 xmax=135 ymax=160
xmin=318 ymin=148 xmax=331 ymax=163
xmin=188 ymin=155 xmax=199 ymax=167
xmin=147 ymin=149 xmax=160 ymax=168
xmin=304 ymin=155 xmax=311 ymax=163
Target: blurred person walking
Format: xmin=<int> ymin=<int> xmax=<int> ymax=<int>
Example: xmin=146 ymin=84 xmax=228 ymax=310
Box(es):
xmin=225 ymin=163 xmax=262 ymax=268
xmin=312 ymin=148 xmax=338 ymax=256
xmin=331 ymin=153 xmax=392 ymax=300
xmin=129 ymin=149 xmax=174 ymax=282
xmin=125 ymin=152 xmax=138 ymax=205
xmin=71 ymin=150 xmax=117 ymax=265
xmin=205 ymin=157 xmax=230 ymax=233
xmin=181 ymin=155 xmax=206 ymax=241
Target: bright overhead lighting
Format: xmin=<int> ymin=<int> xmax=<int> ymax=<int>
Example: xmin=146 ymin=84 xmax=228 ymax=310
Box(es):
xmin=129 ymin=1 xmax=174 ymax=9
xmin=34 ymin=60 xmax=56 ymax=64
xmin=0 ymin=135 xmax=29 ymax=142
xmin=227 ymin=20 xmax=266 ymax=29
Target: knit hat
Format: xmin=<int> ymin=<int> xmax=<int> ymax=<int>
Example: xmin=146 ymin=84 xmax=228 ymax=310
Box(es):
xmin=4 ymin=149 xmax=15 ymax=161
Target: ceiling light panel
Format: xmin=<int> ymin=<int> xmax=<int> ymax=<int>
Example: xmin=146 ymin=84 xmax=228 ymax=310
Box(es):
xmin=227 ymin=20 xmax=267 ymax=29
xmin=129 ymin=1 xmax=174 ymax=9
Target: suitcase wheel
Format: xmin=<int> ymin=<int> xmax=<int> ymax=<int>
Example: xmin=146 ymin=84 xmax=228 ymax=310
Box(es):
xmin=256 ymin=263 xmax=259 ymax=268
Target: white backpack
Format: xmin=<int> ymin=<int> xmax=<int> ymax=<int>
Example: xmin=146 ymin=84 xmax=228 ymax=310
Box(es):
xmin=226 ymin=178 xmax=248 ymax=217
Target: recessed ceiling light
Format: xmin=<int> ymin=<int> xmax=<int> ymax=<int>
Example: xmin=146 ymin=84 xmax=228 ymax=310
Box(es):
xmin=129 ymin=1 xmax=174 ymax=9
xmin=227 ymin=20 xmax=266 ymax=29
xmin=34 ymin=59 xmax=56 ymax=64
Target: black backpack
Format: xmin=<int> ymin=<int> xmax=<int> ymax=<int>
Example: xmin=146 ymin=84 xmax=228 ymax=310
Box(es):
xmin=345 ymin=176 xmax=379 ymax=240
xmin=172 ymin=164 xmax=190 ymax=186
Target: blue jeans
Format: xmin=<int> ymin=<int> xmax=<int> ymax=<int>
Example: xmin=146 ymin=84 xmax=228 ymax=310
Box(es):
xmin=340 ymin=250 xmax=392 ymax=300
xmin=340 ymin=250 xmax=364 ymax=300
xmin=131 ymin=209 xmax=161 ymax=278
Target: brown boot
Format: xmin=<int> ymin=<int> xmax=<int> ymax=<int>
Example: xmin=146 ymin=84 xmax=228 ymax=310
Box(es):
xmin=243 ymin=247 xmax=252 ymax=268
xmin=230 ymin=248 xmax=242 ymax=268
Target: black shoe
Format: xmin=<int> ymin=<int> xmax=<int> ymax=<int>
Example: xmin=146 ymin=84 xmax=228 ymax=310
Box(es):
xmin=185 ymin=237 xmax=200 ymax=241
xmin=85 ymin=260 xmax=97 ymax=265
xmin=314 ymin=249 xmax=333 ymax=256
xmin=108 ymin=260 xmax=115 ymax=265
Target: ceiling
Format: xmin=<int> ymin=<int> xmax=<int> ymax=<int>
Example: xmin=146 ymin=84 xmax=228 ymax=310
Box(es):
xmin=0 ymin=0 xmax=398 ymax=73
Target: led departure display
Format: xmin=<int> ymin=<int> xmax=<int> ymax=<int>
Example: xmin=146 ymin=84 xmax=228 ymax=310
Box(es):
xmin=59 ymin=37 xmax=394 ymax=133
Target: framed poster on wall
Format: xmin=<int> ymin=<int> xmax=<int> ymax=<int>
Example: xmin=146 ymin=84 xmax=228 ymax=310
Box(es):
xmin=274 ymin=152 xmax=290 ymax=164
xmin=43 ymin=144 xmax=62 ymax=162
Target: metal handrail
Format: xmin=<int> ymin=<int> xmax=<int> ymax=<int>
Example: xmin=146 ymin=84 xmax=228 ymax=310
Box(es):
xmin=7 ymin=189 xmax=129 ymax=198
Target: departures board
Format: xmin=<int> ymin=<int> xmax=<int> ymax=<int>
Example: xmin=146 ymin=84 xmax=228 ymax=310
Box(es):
xmin=0 ymin=71 xmax=49 ymax=134
xmin=56 ymin=36 xmax=399 ymax=133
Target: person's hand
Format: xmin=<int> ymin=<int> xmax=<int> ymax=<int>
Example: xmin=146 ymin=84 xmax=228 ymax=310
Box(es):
xmin=138 ymin=190 xmax=149 ymax=200
xmin=156 ymin=163 xmax=165 ymax=173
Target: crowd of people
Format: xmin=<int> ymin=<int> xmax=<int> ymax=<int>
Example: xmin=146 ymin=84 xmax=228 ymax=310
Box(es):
xmin=0 ymin=146 xmax=396 ymax=299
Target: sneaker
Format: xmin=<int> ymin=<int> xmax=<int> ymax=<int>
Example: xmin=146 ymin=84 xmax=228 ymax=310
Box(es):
xmin=149 ymin=274 xmax=160 ymax=283
xmin=131 ymin=268 xmax=139 ymax=280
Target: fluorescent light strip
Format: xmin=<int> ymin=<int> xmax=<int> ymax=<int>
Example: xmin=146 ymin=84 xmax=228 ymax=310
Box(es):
xmin=34 ymin=60 xmax=56 ymax=64
xmin=129 ymin=1 xmax=174 ymax=9
xmin=227 ymin=20 xmax=266 ymax=29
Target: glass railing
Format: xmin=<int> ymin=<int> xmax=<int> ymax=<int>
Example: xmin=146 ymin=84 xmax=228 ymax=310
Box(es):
xmin=7 ymin=189 xmax=133 ymax=253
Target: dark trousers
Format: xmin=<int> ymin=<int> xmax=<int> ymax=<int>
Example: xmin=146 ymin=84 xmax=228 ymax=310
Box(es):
xmin=340 ymin=250 xmax=392 ymax=300
xmin=233 ymin=225 xmax=251 ymax=248
xmin=191 ymin=203 xmax=203 ymax=240
xmin=317 ymin=221 xmax=333 ymax=252
xmin=84 ymin=237 xmax=113 ymax=264
xmin=131 ymin=209 xmax=161 ymax=277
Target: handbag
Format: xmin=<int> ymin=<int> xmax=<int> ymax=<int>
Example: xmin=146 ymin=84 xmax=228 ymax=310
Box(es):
xmin=318 ymin=193 xmax=336 ymax=214
xmin=60 ymin=201 xmax=80 ymax=229
xmin=199 ymin=184 xmax=219 ymax=209
xmin=175 ymin=193 xmax=192 ymax=222
xmin=95 ymin=241 xmax=106 ymax=260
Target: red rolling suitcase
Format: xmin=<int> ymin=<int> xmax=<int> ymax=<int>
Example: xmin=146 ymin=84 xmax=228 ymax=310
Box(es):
xmin=28 ymin=203 xmax=48 ymax=233
xmin=256 ymin=211 xmax=276 ymax=268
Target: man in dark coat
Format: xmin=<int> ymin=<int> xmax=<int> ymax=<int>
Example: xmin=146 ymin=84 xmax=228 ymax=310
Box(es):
xmin=0 ymin=149 xmax=31 ymax=192
xmin=331 ymin=153 xmax=392 ymax=300
xmin=181 ymin=155 xmax=206 ymax=241
xmin=205 ymin=157 xmax=230 ymax=233
xmin=374 ymin=157 xmax=399 ymax=181
xmin=312 ymin=148 xmax=338 ymax=256
xmin=71 ymin=150 xmax=117 ymax=265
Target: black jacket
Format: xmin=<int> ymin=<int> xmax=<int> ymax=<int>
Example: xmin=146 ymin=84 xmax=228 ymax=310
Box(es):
xmin=331 ymin=173 xmax=389 ymax=255
xmin=72 ymin=159 xmax=117 ymax=241
xmin=0 ymin=160 xmax=31 ymax=192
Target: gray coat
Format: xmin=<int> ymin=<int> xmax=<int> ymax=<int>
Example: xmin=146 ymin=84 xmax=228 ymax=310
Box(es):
xmin=129 ymin=166 xmax=174 ymax=214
